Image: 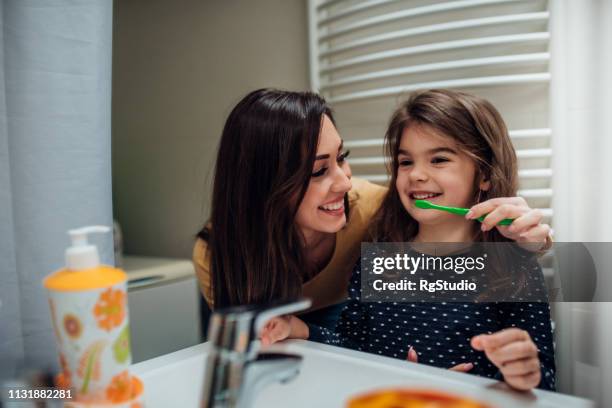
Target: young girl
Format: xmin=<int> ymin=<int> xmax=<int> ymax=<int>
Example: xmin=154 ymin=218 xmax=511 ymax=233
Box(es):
xmin=260 ymin=89 xmax=555 ymax=392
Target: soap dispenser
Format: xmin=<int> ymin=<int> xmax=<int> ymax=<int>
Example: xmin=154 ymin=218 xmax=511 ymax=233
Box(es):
xmin=44 ymin=226 xmax=143 ymax=406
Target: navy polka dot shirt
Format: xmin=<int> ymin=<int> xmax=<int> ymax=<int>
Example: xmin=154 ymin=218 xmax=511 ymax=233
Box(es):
xmin=307 ymin=259 xmax=556 ymax=391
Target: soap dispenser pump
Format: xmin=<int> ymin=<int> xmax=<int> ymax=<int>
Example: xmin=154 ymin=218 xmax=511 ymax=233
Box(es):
xmin=65 ymin=225 xmax=110 ymax=270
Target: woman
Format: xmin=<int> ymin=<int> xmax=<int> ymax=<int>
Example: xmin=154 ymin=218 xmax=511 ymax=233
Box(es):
xmin=193 ymin=89 xmax=386 ymax=327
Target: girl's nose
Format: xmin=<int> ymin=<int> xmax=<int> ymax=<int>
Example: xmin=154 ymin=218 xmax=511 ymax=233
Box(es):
xmin=408 ymin=164 xmax=429 ymax=182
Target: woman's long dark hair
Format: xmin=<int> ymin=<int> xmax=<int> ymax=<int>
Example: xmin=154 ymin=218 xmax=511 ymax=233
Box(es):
xmin=198 ymin=89 xmax=335 ymax=308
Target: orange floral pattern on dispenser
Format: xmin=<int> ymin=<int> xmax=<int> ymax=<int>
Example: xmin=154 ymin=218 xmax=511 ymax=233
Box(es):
xmin=93 ymin=288 xmax=126 ymax=331
xmin=105 ymin=370 xmax=132 ymax=403
xmin=55 ymin=372 xmax=71 ymax=390
xmin=59 ymin=352 xmax=72 ymax=380
xmin=77 ymin=340 xmax=105 ymax=393
xmin=64 ymin=313 xmax=83 ymax=339
xmin=56 ymin=352 xmax=73 ymax=391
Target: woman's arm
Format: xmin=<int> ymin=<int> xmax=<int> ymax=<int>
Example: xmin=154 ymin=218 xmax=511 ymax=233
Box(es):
xmin=468 ymin=197 xmax=553 ymax=252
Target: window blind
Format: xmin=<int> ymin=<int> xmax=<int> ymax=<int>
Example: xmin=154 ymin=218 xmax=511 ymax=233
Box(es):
xmin=308 ymin=0 xmax=552 ymax=222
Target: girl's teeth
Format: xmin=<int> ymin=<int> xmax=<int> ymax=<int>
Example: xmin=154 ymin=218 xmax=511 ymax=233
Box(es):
xmin=321 ymin=201 xmax=343 ymax=211
xmin=412 ymin=193 xmax=440 ymax=199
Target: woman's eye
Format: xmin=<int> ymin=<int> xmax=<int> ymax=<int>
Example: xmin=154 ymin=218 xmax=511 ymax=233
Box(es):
xmin=313 ymin=150 xmax=350 ymax=177
xmin=337 ymin=149 xmax=350 ymax=163
xmin=312 ymin=167 xmax=327 ymax=177
xmin=431 ymin=157 xmax=449 ymax=164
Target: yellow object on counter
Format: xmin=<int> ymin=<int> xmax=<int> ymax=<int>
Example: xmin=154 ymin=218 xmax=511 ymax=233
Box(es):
xmin=346 ymin=388 xmax=492 ymax=408
xmin=44 ymin=265 xmax=126 ymax=291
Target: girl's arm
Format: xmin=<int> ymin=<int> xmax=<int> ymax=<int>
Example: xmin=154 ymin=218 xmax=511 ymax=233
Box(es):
xmin=501 ymin=301 xmax=556 ymax=391
xmin=500 ymin=257 xmax=556 ymax=390
xmin=472 ymin=302 xmax=556 ymax=391
xmin=305 ymin=262 xmax=368 ymax=351
xmin=473 ymin=261 xmax=555 ymax=391
xmin=260 ymin=261 xmax=368 ymax=351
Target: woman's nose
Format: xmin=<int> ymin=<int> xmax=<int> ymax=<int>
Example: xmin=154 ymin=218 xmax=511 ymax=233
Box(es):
xmin=331 ymin=162 xmax=352 ymax=193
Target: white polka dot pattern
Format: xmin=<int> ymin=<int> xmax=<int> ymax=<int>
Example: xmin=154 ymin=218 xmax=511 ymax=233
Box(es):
xmin=306 ymin=258 xmax=556 ymax=391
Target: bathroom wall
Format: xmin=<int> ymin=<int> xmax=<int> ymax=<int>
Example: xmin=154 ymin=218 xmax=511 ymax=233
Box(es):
xmin=112 ymin=0 xmax=310 ymax=258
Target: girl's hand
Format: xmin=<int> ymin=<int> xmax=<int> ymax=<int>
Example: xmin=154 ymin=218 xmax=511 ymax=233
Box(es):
xmin=406 ymin=346 xmax=473 ymax=373
xmin=260 ymin=316 xmax=309 ymax=346
xmin=471 ymin=328 xmax=541 ymax=391
xmin=260 ymin=316 xmax=291 ymax=346
xmin=467 ymin=197 xmax=551 ymax=250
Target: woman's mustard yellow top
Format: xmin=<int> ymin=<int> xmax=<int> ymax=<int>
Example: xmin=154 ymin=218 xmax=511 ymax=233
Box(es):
xmin=192 ymin=177 xmax=387 ymax=311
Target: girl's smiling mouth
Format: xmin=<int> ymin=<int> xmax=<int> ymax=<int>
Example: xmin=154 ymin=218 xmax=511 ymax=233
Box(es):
xmin=409 ymin=191 xmax=442 ymax=200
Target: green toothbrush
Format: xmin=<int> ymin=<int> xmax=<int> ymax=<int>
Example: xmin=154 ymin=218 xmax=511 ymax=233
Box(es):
xmin=414 ymin=200 xmax=514 ymax=226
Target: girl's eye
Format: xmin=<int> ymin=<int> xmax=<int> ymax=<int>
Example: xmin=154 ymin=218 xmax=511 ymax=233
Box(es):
xmin=312 ymin=167 xmax=327 ymax=177
xmin=431 ymin=157 xmax=450 ymax=164
xmin=337 ymin=149 xmax=351 ymax=163
xmin=399 ymin=159 xmax=413 ymax=167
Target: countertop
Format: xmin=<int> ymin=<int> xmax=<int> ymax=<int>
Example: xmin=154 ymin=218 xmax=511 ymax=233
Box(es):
xmin=131 ymin=339 xmax=593 ymax=407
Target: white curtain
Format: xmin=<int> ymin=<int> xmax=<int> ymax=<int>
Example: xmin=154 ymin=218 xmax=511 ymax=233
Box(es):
xmin=550 ymin=0 xmax=612 ymax=406
xmin=0 ymin=0 xmax=114 ymax=375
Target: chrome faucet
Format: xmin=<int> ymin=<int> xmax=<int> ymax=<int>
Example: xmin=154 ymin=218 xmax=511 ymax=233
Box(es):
xmin=201 ymin=299 xmax=311 ymax=408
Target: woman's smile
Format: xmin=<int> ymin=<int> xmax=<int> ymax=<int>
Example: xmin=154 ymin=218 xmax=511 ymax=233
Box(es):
xmin=318 ymin=197 xmax=345 ymax=216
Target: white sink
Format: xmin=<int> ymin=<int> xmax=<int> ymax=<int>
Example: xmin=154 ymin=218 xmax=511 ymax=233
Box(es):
xmin=131 ymin=340 xmax=593 ymax=408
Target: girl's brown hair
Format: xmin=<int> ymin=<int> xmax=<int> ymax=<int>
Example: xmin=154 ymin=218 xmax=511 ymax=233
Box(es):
xmin=370 ymin=89 xmax=518 ymax=244
xmin=369 ymin=89 xmax=527 ymax=297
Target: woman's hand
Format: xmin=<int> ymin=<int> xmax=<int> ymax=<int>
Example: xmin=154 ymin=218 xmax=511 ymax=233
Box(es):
xmin=260 ymin=315 xmax=309 ymax=346
xmin=406 ymin=346 xmax=473 ymax=373
xmin=471 ymin=328 xmax=541 ymax=391
xmin=467 ymin=197 xmax=552 ymax=250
